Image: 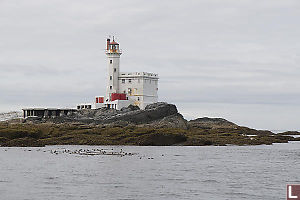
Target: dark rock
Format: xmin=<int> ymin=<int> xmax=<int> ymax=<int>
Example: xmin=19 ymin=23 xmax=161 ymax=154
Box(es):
xmin=188 ymin=117 xmax=238 ymax=129
xmin=278 ymin=131 xmax=300 ymax=135
xmin=111 ymin=102 xmax=178 ymax=124
xmin=141 ymin=113 xmax=188 ymax=129
xmin=29 ymin=102 xmax=181 ymax=128
xmin=120 ymin=105 xmax=140 ymax=112
xmin=136 ymin=132 xmax=187 ymax=146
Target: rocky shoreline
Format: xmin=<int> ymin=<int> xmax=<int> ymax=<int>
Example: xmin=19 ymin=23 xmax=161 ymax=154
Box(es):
xmin=0 ymin=103 xmax=299 ymax=147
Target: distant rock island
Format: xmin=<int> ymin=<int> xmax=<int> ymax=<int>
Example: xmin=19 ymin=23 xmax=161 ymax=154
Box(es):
xmin=0 ymin=103 xmax=299 ymax=147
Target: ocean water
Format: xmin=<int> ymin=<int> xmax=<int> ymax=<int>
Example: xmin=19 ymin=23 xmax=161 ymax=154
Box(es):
xmin=1 ymin=143 xmax=300 ymax=200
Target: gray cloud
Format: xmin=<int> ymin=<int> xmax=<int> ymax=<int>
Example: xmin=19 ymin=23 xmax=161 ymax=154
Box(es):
xmin=1 ymin=0 xmax=300 ymax=130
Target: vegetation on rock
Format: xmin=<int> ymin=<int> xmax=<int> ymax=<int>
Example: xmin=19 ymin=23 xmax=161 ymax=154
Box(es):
xmin=0 ymin=121 xmax=297 ymax=147
xmin=0 ymin=103 xmax=298 ymax=147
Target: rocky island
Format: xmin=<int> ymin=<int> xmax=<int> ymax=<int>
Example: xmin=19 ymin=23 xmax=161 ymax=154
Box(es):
xmin=0 ymin=103 xmax=298 ymax=147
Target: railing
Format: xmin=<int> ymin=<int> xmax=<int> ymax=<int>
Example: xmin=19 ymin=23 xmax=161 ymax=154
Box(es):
xmin=119 ymin=72 xmax=158 ymax=77
xmin=105 ymin=49 xmax=122 ymax=54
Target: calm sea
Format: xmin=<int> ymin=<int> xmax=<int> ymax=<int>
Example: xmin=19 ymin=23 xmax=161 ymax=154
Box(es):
xmin=1 ymin=143 xmax=300 ymax=200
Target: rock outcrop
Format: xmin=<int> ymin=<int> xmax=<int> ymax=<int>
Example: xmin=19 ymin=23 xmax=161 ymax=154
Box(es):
xmin=27 ymin=102 xmax=187 ymax=128
xmin=188 ymin=117 xmax=238 ymax=129
xmin=2 ymin=103 xmax=298 ymax=147
xmin=278 ymin=131 xmax=300 ymax=135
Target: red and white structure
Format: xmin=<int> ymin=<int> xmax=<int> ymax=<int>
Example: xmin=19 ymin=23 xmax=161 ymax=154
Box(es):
xmin=95 ymin=37 xmax=159 ymax=110
xmin=23 ymin=37 xmax=158 ymax=115
xmin=94 ymin=96 xmax=104 ymax=109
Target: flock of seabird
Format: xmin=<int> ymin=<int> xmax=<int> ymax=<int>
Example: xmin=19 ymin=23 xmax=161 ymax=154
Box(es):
xmin=3 ymin=148 xmax=156 ymax=159
xmin=49 ymin=148 xmax=140 ymax=157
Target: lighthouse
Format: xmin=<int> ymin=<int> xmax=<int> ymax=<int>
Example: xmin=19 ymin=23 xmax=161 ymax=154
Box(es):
xmin=23 ymin=36 xmax=160 ymax=117
xmin=98 ymin=37 xmax=159 ymax=110
xmin=105 ymin=37 xmax=122 ymax=102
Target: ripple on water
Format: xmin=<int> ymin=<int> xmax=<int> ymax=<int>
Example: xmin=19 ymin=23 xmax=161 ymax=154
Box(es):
xmin=0 ymin=144 xmax=300 ymax=200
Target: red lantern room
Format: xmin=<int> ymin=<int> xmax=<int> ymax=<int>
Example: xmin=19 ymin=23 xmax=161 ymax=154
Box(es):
xmin=106 ymin=37 xmax=120 ymax=53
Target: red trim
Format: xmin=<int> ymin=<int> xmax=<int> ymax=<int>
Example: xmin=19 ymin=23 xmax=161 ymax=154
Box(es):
xmin=111 ymin=93 xmax=127 ymax=101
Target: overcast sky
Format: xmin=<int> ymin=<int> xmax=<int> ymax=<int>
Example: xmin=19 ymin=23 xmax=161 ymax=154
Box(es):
xmin=1 ymin=0 xmax=300 ymax=130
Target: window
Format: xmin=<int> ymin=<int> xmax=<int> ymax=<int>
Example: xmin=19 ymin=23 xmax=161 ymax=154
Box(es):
xmin=138 ymin=79 xmax=140 ymax=83
xmin=110 ymin=60 xmax=112 ymax=64
xmin=129 ymin=79 xmax=132 ymax=83
xmin=114 ymin=68 xmax=116 ymax=72
xmin=110 ymin=86 xmax=112 ymax=90
xmin=122 ymin=79 xmax=125 ymax=83
xmin=110 ymin=76 xmax=112 ymax=80
xmin=150 ymin=80 xmax=151 ymax=84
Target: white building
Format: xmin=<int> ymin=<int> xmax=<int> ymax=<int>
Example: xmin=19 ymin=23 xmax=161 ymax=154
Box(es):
xmin=102 ymin=37 xmax=159 ymax=110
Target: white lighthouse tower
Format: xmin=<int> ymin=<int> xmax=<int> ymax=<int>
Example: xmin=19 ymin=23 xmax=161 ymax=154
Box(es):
xmin=99 ymin=37 xmax=159 ymax=110
xmin=105 ymin=37 xmax=121 ymax=102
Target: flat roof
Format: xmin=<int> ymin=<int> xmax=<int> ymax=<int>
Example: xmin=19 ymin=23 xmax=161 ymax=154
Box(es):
xmin=119 ymin=72 xmax=159 ymax=78
xmin=22 ymin=108 xmax=77 ymax=111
